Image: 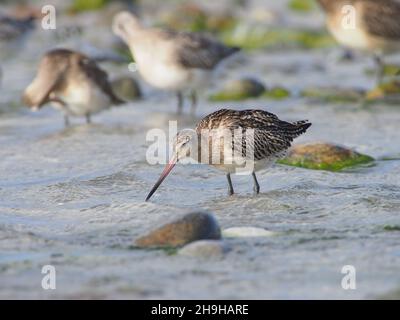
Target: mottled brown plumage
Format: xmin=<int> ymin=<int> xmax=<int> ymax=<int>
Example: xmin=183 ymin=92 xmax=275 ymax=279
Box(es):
xmin=146 ymin=109 xmax=311 ymax=201
xmin=196 ymin=109 xmax=311 ymax=161
xmin=362 ymin=1 xmax=400 ymax=40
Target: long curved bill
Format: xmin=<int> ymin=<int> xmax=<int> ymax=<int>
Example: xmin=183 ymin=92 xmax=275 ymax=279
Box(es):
xmin=145 ymin=156 xmax=177 ymax=201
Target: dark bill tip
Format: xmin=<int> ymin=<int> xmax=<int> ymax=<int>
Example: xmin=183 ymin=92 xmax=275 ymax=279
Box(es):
xmin=145 ymin=157 xmax=177 ymax=202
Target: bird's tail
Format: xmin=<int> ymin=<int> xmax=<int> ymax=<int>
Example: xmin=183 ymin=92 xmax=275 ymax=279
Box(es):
xmin=290 ymin=120 xmax=312 ymax=137
xmin=226 ymin=46 xmax=241 ymax=58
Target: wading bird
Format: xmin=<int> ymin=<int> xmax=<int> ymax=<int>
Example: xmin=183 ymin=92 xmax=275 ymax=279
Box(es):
xmin=112 ymin=11 xmax=240 ymax=115
xmin=23 ymin=49 xmax=124 ymax=126
xmin=317 ymin=0 xmax=400 ymax=83
xmin=146 ymin=109 xmax=311 ymax=201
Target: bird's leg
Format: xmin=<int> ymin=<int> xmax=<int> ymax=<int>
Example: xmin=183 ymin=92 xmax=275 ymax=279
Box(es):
xmin=226 ymin=173 xmax=234 ymax=196
xmin=252 ymin=172 xmax=260 ymax=194
xmin=64 ymin=115 xmax=70 ymax=127
xmin=190 ymin=90 xmax=197 ymax=116
xmin=85 ymin=113 xmax=91 ymax=124
xmin=374 ymin=54 xmax=385 ymax=85
xmin=176 ymin=91 xmax=183 ymax=115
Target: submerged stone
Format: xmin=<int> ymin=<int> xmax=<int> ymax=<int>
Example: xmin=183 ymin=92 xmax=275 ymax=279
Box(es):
xmin=222 ymin=25 xmax=335 ymax=50
xmin=111 ymin=76 xmax=142 ymax=101
xmin=178 ymin=240 xmax=230 ymax=258
xmin=366 ymin=80 xmax=400 ymax=103
xmin=383 ymin=225 xmax=400 ymax=232
xmin=278 ymin=142 xmax=375 ymax=172
xmin=222 ymin=227 xmax=275 ymax=238
xmin=263 ymin=86 xmax=291 ymax=100
xmin=69 ymin=0 xmax=109 ymax=13
xmin=365 ymin=64 xmax=400 ymax=78
xmin=209 ymin=78 xmax=265 ymax=101
xmin=301 ymin=87 xmax=365 ymax=103
xmin=135 ymin=211 xmax=221 ymax=248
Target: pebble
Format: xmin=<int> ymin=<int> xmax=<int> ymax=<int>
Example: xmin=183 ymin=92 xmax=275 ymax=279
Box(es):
xmin=178 ymin=240 xmax=230 ymax=258
xmin=222 ymin=227 xmax=275 ymax=238
xmin=135 ymin=211 xmax=221 ymax=248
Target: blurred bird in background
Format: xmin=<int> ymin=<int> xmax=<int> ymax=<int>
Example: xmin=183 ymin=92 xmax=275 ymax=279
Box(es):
xmin=112 ymin=11 xmax=240 ymax=115
xmin=23 ymin=48 xmax=124 ymax=126
xmin=317 ymin=0 xmax=400 ymax=84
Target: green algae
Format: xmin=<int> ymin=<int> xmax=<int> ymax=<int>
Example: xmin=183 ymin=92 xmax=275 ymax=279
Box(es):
xmin=263 ymin=87 xmax=291 ymax=100
xmin=278 ymin=143 xmax=375 ymax=172
xmin=69 ymin=0 xmax=110 ymax=13
xmin=301 ymin=87 xmax=365 ymax=103
xmin=289 ymin=0 xmax=316 ymax=12
xmin=221 ymin=26 xmax=335 ymax=50
xmin=366 ymin=80 xmax=400 ymax=101
xmin=383 ymin=225 xmax=400 ymax=232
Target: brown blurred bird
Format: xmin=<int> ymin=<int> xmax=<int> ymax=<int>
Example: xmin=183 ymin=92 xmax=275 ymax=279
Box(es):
xmin=23 ymin=49 xmax=124 ymax=125
xmin=317 ymin=0 xmax=400 ymax=83
xmin=23 ymin=49 xmax=124 ymax=126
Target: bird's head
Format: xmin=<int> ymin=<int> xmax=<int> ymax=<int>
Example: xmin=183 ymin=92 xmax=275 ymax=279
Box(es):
xmin=174 ymin=129 xmax=197 ymax=162
xmin=145 ymin=130 xmax=197 ymax=201
xmin=112 ymin=11 xmax=142 ymax=43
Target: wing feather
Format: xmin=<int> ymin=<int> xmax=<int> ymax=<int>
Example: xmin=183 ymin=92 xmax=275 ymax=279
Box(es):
xmin=196 ymin=109 xmax=311 ymax=161
xmin=362 ymin=0 xmax=400 ymax=40
xmin=161 ymin=30 xmax=240 ymax=69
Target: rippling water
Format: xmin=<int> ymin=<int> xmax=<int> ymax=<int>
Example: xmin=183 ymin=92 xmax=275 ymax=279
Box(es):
xmin=1 ymin=0 xmax=400 ymax=299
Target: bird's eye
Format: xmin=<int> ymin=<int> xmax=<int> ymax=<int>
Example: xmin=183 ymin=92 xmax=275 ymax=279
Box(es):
xmin=185 ymin=136 xmax=190 ymax=142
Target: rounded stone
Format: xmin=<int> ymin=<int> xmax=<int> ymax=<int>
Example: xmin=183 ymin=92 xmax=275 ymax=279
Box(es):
xmin=135 ymin=211 xmax=221 ymax=248
xmin=111 ymin=76 xmax=141 ymax=101
xmin=278 ymin=142 xmax=374 ymax=172
xmin=178 ymin=240 xmax=230 ymax=258
xmin=210 ymin=78 xmax=266 ymax=101
xmin=222 ymin=227 xmax=275 ymax=238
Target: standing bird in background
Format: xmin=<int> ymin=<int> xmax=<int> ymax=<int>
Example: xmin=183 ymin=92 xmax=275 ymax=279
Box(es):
xmin=317 ymin=0 xmax=400 ymax=83
xmin=23 ymin=49 xmax=124 ymax=126
xmin=146 ymin=109 xmax=311 ymax=201
xmin=112 ymin=11 xmax=240 ymax=115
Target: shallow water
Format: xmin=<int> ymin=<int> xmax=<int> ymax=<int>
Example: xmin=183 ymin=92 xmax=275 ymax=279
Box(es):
xmin=1 ymin=0 xmax=400 ymax=299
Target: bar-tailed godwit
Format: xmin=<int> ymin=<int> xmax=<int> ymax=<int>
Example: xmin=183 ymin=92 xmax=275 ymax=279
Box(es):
xmin=23 ymin=49 xmax=124 ymax=126
xmin=112 ymin=11 xmax=240 ymax=114
xmin=317 ymin=0 xmax=400 ymax=83
xmin=146 ymin=109 xmax=311 ymax=201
